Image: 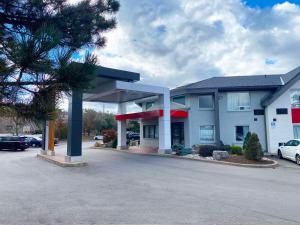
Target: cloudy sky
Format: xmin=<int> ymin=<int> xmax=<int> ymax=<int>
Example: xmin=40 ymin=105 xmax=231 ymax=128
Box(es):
xmin=66 ymin=0 xmax=300 ymax=112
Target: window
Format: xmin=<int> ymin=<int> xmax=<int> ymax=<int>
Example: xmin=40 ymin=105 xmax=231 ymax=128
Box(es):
xmin=199 ymin=95 xmax=214 ymax=109
xmin=145 ymin=102 xmax=154 ymax=110
xmin=254 ymin=109 xmax=264 ymax=115
xmin=291 ymin=90 xmax=300 ymax=108
xmin=285 ymin=140 xmax=300 ymax=146
xmin=227 ymin=92 xmax=250 ymax=111
xmin=285 ymin=140 xmax=294 ymax=146
xmin=276 ymin=108 xmax=288 ymax=115
xmin=172 ymin=96 xmax=185 ymax=105
xmin=294 ymin=126 xmax=300 ymax=139
xmin=235 ymin=126 xmax=249 ymax=142
xmin=200 ymin=125 xmax=215 ymax=143
xmin=143 ymin=125 xmax=158 ymax=139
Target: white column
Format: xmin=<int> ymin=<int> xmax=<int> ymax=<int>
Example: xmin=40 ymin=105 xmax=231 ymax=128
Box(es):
xmin=158 ymin=90 xmax=172 ymax=154
xmin=117 ymin=103 xmax=127 ymax=150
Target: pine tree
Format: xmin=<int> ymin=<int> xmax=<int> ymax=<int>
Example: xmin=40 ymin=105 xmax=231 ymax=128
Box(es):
xmin=0 ymin=0 xmax=119 ymax=120
xmin=243 ymin=132 xmax=251 ymax=150
xmin=244 ymin=133 xmax=263 ymax=161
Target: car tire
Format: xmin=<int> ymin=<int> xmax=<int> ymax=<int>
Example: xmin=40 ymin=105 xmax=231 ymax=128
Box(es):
xmin=32 ymin=144 xmax=36 ymax=147
xmin=278 ymin=150 xmax=283 ymax=159
xmin=296 ymin=154 xmax=300 ymax=165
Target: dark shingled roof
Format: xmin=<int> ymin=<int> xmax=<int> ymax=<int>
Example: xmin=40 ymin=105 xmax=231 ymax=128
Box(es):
xmin=172 ymin=66 xmax=300 ymax=94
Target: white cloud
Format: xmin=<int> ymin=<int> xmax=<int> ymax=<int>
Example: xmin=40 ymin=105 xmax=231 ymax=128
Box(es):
xmin=273 ymin=1 xmax=299 ymax=13
xmin=93 ymin=0 xmax=300 ymax=89
xmin=64 ymin=0 xmax=300 ymax=112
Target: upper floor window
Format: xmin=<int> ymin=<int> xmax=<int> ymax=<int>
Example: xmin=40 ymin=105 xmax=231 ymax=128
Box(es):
xmin=199 ymin=95 xmax=214 ymax=109
xmin=290 ymin=90 xmax=300 ymax=108
xmin=145 ymin=102 xmax=154 ymax=110
xmin=172 ymin=96 xmax=186 ymax=105
xmin=227 ymin=92 xmax=250 ymax=111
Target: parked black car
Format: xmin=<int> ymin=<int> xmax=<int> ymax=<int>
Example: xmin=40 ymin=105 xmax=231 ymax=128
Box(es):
xmin=25 ymin=137 xmax=42 ymax=147
xmin=127 ymin=132 xmax=140 ymax=141
xmin=0 ymin=136 xmax=29 ymax=151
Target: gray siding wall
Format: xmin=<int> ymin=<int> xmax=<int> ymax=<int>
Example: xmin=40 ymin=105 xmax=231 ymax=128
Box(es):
xmin=218 ymin=91 xmax=270 ymax=151
xmin=186 ymin=94 xmax=216 ymax=147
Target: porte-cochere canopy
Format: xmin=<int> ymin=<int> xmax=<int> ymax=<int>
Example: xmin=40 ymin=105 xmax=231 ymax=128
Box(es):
xmin=43 ymin=66 xmax=174 ymax=163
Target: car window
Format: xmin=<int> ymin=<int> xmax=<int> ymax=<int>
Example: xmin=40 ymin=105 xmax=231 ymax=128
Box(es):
xmin=1 ymin=137 xmax=9 ymax=141
xmin=285 ymin=140 xmax=294 ymax=146
xmin=293 ymin=140 xmax=300 ymax=146
xmin=9 ymin=137 xmax=19 ymax=141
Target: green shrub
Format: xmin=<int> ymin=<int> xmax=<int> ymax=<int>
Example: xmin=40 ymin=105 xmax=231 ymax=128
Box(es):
xmin=243 ymin=132 xmax=251 ymax=150
xmin=112 ymin=137 xmax=117 ymax=148
xmin=172 ymin=143 xmax=184 ymax=152
xmin=231 ymin=145 xmax=243 ymax=155
xmin=244 ymin=133 xmax=263 ymax=161
xmin=222 ymin=145 xmax=232 ymax=154
xmin=172 ymin=144 xmax=191 ymax=156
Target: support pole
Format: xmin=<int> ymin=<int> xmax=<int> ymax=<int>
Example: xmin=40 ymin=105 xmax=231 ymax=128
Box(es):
xmin=66 ymin=90 xmax=83 ymax=162
xmin=158 ymin=90 xmax=171 ymax=154
xmin=40 ymin=120 xmax=55 ymax=156
xmin=117 ymin=103 xmax=127 ymax=150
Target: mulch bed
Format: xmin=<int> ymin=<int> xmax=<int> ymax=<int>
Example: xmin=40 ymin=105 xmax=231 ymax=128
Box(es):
xmin=221 ymin=155 xmax=274 ymax=165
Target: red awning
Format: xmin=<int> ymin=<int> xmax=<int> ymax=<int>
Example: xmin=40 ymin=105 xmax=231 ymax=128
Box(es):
xmin=115 ymin=109 xmax=188 ymax=121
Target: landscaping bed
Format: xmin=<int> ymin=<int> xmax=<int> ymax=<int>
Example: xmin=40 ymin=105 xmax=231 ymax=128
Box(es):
xmin=220 ymin=155 xmax=274 ymax=165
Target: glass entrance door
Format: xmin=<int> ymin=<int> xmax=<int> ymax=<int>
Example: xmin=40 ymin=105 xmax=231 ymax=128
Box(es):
xmin=171 ymin=122 xmax=184 ymax=146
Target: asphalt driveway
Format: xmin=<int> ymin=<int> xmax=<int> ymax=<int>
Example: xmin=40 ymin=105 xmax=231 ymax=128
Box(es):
xmin=0 ymin=141 xmax=300 ymax=225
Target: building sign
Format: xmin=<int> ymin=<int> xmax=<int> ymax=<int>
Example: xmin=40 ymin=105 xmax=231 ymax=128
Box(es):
xmin=271 ymin=122 xmax=276 ymax=129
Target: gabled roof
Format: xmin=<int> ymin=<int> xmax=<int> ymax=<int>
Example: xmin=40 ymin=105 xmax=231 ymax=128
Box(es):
xmin=262 ymin=67 xmax=300 ymax=106
xmin=171 ymin=67 xmax=300 ymax=101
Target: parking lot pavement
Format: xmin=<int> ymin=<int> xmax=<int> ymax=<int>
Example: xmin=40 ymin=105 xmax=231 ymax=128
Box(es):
xmin=267 ymin=155 xmax=300 ymax=169
xmin=0 ymin=142 xmax=300 ymax=225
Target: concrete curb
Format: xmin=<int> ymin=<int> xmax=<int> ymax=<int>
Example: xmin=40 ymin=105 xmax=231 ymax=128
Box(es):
xmin=37 ymin=154 xmax=88 ymax=167
xmin=92 ymin=147 xmax=279 ymax=168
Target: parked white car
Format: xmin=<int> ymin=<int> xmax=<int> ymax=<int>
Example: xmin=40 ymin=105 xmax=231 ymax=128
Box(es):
xmin=93 ymin=135 xmax=103 ymax=141
xmin=278 ymin=139 xmax=300 ymax=165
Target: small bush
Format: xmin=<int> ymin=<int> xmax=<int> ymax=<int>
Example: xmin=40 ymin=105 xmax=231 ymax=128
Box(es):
xmin=243 ymin=132 xmax=251 ymax=150
xmin=172 ymin=144 xmax=192 ymax=156
xmin=112 ymin=137 xmax=117 ymax=148
xmin=199 ymin=145 xmax=218 ymax=157
xmin=102 ymin=129 xmax=116 ymax=143
xmin=172 ymin=144 xmax=184 ymax=152
xmin=244 ymin=133 xmax=263 ymax=161
xmin=231 ymin=145 xmax=243 ymax=155
xmin=222 ymin=145 xmax=232 ymax=154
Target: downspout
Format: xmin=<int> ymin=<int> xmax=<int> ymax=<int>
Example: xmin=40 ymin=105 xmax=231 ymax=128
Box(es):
xmin=263 ymin=107 xmax=268 ymax=153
